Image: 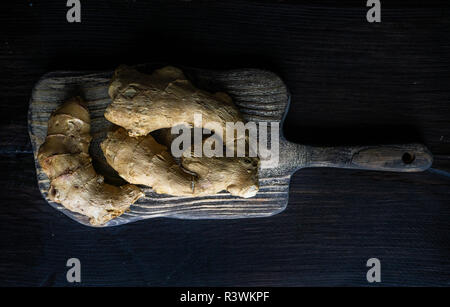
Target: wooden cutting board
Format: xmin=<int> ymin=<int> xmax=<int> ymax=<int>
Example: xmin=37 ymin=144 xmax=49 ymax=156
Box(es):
xmin=28 ymin=64 xmax=433 ymax=227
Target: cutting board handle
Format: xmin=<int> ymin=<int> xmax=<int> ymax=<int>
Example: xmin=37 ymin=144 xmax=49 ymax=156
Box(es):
xmin=302 ymin=143 xmax=433 ymax=172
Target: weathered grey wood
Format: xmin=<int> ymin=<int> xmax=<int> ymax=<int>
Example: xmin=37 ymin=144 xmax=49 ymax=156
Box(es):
xmin=299 ymin=144 xmax=433 ymax=172
xmin=28 ymin=64 xmax=433 ymax=227
xmin=28 ymin=65 xmax=292 ymax=227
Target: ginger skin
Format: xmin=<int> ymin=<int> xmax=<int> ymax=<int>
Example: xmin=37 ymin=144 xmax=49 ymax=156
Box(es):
xmin=101 ymin=127 xmax=195 ymax=196
xmin=156 ymin=129 xmax=260 ymax=198
xmin=105 ymin=65 xmax=242 ymax=139
xmin=38 ymin=97 xmax=144 ymax=226
xmin=101 ymin=128 xmax=259 ymax=198
xmin=103 ymin=65 xmax=260 ymax=198
xmin=182 ymin=154 xmax=259 ymax=198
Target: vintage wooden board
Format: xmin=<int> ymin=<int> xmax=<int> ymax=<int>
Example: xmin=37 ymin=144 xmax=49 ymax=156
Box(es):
xmin=28 ymin=64 xmax=433 ymax=227
xmin=28 ymin=65 xmax=295 ymax=226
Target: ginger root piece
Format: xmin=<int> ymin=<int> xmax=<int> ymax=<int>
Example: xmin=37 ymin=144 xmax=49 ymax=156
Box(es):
xmin=105 ymin=65 xmax=242 ymax=138
xmin=38 ymin=97 xmax=144 ymax=226
xmin=103 ymin=65 xmax=260 ymax=198
xmin=101 ymin=128 xmax=259 ymax=198
xmin=182 ymin=155 xmax=259 ymax=198
xmin=101 ymin=127 xmax=195 ymax=196
xmin=156 ymin=128 xmax=260 ymax=198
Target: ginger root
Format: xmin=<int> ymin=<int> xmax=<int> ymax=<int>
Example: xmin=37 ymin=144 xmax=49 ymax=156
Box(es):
xmin=157 ymin=129 xmax=260 ymax=198
xmin=101 ymin=127 xmax=259 ymax=198
xmin=38 ymin=97 xmax=144 ymax=226
xmin=182 ymin=154 xmax=259 ymax=198
xmin=105 ymin=65 xmax=242 ymax=139
xmin=102 ymin=65 xmax=260 ymax=198
xmin=101 ymin=127 xmax=194 ymax=196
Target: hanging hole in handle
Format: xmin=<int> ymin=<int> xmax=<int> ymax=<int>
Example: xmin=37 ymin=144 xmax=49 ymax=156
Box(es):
xmin=402 ymin=152 xmax=415 ymax=164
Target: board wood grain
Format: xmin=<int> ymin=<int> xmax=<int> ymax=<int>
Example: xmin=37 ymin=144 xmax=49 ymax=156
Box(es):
xmin=28 ymin=65 xmax=292 ymax=226
xmin=28 ymin=65 xmax=433 ymax=227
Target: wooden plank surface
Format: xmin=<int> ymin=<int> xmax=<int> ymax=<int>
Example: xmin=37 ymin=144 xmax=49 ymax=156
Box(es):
xmin=28 ymin=67 xmax=291 ymax=226
xmin=1 ymin=0 xmax=449 ymax=286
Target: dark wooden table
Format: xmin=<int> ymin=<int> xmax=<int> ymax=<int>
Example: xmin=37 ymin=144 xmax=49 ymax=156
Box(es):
xmin=1 ymin=0 xmax=449 ymax=286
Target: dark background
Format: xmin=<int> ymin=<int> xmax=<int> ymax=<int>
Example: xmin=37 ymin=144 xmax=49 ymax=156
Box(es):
xmin=1 ymin=0 xmax=449 ymax=286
